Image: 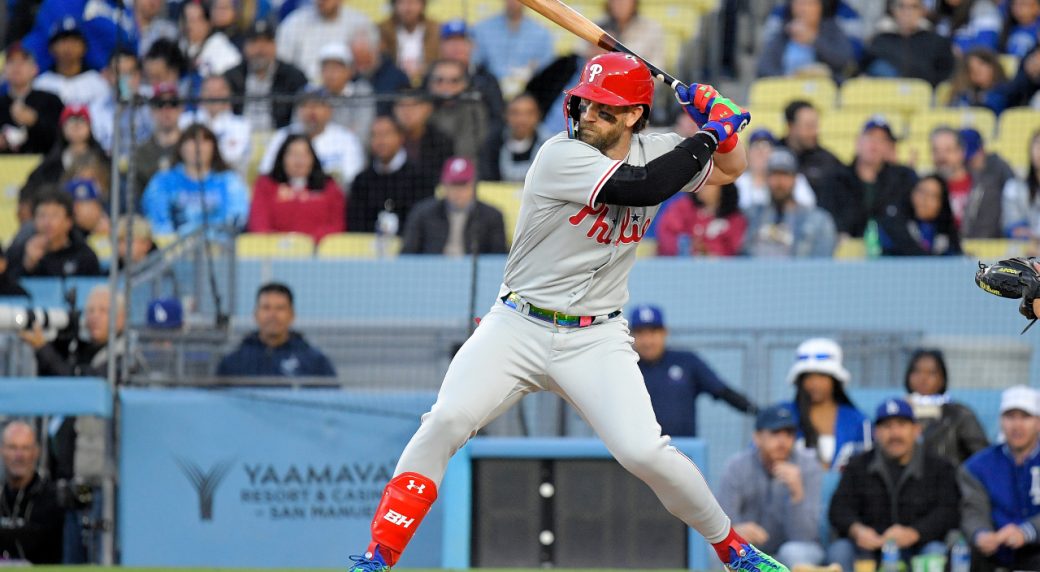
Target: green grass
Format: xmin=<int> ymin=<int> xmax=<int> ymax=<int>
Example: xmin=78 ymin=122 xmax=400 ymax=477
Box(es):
xmin=32 ymin=568 xmax=694 ymax=571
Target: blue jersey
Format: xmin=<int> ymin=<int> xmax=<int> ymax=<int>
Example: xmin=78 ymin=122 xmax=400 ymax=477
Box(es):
xmin=963 ymin=443 xmax=1040 ymax=565
xmin=22 ymin=0 xmax=138 ymax=72
xmin=142 ymin=165 xmax=249 ymax=235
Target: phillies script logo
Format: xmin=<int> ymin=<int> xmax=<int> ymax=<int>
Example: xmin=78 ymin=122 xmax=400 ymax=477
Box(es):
xmin=568 ymin=205 xmax=651 ymax=246
xmin=178 ymin=458 xmax=235 ymax=521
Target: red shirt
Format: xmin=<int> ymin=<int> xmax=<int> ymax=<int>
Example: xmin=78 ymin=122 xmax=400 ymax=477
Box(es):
xmin=656 ymin=195 xmax=747 ymax=257
xmin=247 ymin=175 xmax=347 ymax=242
xmin=947 ymin=173 xmax=973 ymax=229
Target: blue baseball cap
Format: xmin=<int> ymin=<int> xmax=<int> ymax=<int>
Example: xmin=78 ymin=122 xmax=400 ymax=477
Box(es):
xmin=755 ymin=404 xmax=797 ymax=431
xmin=863 ymin=115 xmax=897 ymax=142
xmin=147 ymin=298 xmax=183 ymax=329
xmin=959 ymin=127 xmax=984 ymax=161
xmin=748 ymin=129 xmax=775 ymax=145
xmin=629 ymin=304 xmax=664 ymax=329
xmin=65 ymin=178 xmax=100 ymax=202
xmin=875 ymin=397 xmax=915 ymax=424
xmin=441 ymin=19 xmax=469 ymax=39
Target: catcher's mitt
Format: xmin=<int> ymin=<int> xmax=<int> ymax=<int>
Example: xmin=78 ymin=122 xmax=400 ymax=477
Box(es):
xmin=975 ymin=257 xmax=1040 ymax=333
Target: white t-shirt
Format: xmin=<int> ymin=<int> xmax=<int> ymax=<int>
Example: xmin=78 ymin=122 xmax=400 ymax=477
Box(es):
xmin=259 ymin=123 xmax=364 ymax=185
xmin=34 ymin=71 xmax=110 ymax=108
xmin=179 ymin=109 xmax=253 ymax=173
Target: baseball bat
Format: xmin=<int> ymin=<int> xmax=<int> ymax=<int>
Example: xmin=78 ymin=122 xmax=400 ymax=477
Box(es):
xmin=516 ymin=0 xmax=686 ymax=91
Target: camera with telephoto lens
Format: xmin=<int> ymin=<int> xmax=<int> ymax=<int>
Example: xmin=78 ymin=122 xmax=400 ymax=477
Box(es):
xmin=0 ymin=305 xmax=71 ymax=333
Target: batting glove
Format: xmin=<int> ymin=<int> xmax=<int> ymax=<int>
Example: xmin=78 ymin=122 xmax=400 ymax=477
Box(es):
xmin=674 ymin=83 xmax=719 ymax=127
xmin=701 ymin=97 xmax=751 ymax=153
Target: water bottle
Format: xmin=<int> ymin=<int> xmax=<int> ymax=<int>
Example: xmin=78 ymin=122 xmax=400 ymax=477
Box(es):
xmin=676 ymin=234 xmax=691 ymax=257
xmin=880 ymin=538 xmax=901 ymax=572
xmin=864 ymin=218 xmax=882 ymax=258
xmin=375 ymin=200 xmax=399 ymax=258
xmin=949 ymin=533 xmax=971 ymax=572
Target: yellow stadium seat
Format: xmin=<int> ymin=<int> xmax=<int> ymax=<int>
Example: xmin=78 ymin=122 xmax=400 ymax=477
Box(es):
xmin=662 ymin=33 xmax=684 ymax=71
xmin=316 ymin=232 xmax=401 ymax=258
xmin=247 ymin=131 xmax=273 ymax=187
xmin=0 ymin=154 xmax=42 ymax=244
xmin=236 ymin=233 xmax=315 ymax=258
xmin=88 ymin=234 xmax=113 ymax=261
xmin=933 ymin=81 xmax=952 ymax=106
xmin=427 ymin=0 xmax=467 ymax=23
xmin=818 ymin=133 xmax=856 ymax=164
xmin=1000 ymin=54 xmax=1020 ymax=79
xmin=819 ymin=109 xmax=908 ymax=140
xmin=478 ymin=182 xmax=523 ymax=245
xmin=834 ymin=238 xmax=865 ymax=259
xmin=839 ymin=77 xmax=932 ymax=117
xmin=994 ymin=108 xmax=1040 ymax=174
xmin=745 ymin=111 xmax=786 ymax=140
xmin=909 ymin=108 xmax=997 ymax=140
xmin=748 ymin=77 xmax=838 ymax=115
xmin=641 ymin=4 xmax=699 ymax=39
xmin=352 ymin=0 xmax=389 ymax=24
xmin=896 ymin=136 xmax=934 ymax=174
xmin=636 ymin=238 xmax=657 ymax=258
xmin=962 ymin=239 xmax=1026 ymax=261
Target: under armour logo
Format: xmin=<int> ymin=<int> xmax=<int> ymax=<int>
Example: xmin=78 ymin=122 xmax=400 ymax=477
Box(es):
xmin=406 ymin=479 xmax=426 ymax=494
xmin=588 ymin=63 xmax=604 ymax=83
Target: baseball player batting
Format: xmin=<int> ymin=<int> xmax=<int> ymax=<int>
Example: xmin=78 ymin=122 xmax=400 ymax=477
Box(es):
xmin=348 ymin=53 xmax=784 ymax=572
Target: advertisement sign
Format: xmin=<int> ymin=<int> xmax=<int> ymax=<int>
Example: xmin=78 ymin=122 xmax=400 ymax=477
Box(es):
xmin=119 ymin=388 xmax=441 ymax=567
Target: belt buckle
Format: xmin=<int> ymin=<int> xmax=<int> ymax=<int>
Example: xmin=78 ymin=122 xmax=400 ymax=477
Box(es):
xmin=552 ymin=311 xmax=560 ymax=326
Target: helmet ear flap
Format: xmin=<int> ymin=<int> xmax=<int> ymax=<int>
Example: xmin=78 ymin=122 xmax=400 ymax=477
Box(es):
xmin=563 ymin=94 xmax=582 ymax=138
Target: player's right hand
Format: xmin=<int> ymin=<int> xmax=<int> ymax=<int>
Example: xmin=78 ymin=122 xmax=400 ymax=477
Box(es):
xmin=674 ymin=83 xmax=718 ymax=127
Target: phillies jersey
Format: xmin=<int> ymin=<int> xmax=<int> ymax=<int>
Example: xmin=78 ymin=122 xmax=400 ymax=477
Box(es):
xmin=500 ymin=132 xmax=713 ymax=316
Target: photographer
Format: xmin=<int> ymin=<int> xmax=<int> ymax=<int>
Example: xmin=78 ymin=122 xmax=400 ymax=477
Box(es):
xmin=0 ymin=421 xmax=63 ymax=563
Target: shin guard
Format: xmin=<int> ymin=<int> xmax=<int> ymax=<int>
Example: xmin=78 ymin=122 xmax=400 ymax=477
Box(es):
xmin=369 ymin=472 xmax=438 ymax=565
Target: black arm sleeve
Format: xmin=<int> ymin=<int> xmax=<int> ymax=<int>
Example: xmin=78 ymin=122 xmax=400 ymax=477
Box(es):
xmin=596 ymin=132 xmax=717 ymax=207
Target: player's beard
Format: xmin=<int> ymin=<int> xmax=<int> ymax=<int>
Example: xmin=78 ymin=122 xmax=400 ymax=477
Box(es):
xmin=577 ymin=120 xmax=625 ymax=152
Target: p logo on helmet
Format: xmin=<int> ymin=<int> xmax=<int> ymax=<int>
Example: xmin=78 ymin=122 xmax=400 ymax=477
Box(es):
xmin=562 ymin=52 xmax=655 ymax=137
xmin=587 ymin=63 xmax=604 ymax=83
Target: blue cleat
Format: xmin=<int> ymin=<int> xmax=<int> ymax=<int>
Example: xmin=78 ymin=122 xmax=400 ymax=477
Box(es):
xmin=722 ymin=542 xmax=789 ymax=572
xmin=348 ymin=548 xmax=390 ymax=572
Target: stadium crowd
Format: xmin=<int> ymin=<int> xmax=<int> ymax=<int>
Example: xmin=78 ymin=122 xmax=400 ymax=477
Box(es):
xmin=2 ymin=0 xmax=1040 ymax=568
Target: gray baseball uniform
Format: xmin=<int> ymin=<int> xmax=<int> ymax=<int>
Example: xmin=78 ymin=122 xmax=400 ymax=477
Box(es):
xmin=394 ymin=130 xmax=731 ymax=544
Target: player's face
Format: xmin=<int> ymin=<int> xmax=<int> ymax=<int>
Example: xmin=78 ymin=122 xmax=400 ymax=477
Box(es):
xmin=906 ymin=354 xmax=944 ymax=395
xmin=1002 ymin=410 xmax=1040 ymax=452
xmin=632 ymin=327 xmax=667 ymax=362
xmin=255 ymin=292 xmax=295 ymax=341
xmin=800 ymin=373 xmax=835 ymax=405
xmin=576 ymin=100 xmax=637 ymax=152
xmin=753 ymin=428 xmax=796 ymax=465
xmin=911 ymin=178 xmax=943 ymax=222
xmin=875 ymin=418 xmax=919 ymax=462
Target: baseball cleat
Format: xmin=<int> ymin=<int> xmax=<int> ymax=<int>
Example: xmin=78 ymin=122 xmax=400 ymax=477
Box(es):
xmin=347 ymin=548 xmax=390 ymax=572
xmin=721 ymin=542 xmax=789 ymax=572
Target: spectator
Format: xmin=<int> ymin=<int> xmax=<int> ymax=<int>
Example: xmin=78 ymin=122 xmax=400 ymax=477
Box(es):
xmin=471 ymin=0 xmax=554 ymax=97
xmin=877 ymin=173 xmax=963 ymax=255
xmin=32 ymin=19 xmax=110 ymax=107
xmin=115 ymin=214 xmax=158 ymax=267
xmin=378 ymin=0 xmax=440 ymax=85
xmin=756 ymin=0 xmax=856 ymax=80
xmin=629 ymin=304 xmax=756 ymax=437
xmin=1001 ymin=0 xmax=1040 ymax=58
xmin=90 ymin=49 xmax=154 ymax=156
xmin=479 ymin=92 xmax=547 ymax=182
xmin=902 ymin=348 xmax=987 ymax=464
xmin=217 ymin=282 xmax=336 ymax=377
xmin=783 ymin=337 xmax=869 ymax=470
xmin=22 ymin=105 xmax=111 ymax=203
xmin=131 ymin=83 xmax=183 ymax=198
xmin=863 ymin=0 xmax=955 ymax=86
xmin=947 ymin=47 xmax=1010 ymax=113
xmin=524 ymin=44 xmax=592 ymax=135
xmin=1004 ymin=43 xmax=1040 ymax=107
xmin=761 ymin=0 xmax=867 ymax=59
xmin=0 ymin=244 xmax=29 ymax=296
xmin=1004 ymin=130 xmax=1040 ymax=240
xmin=394 ymin=90 xmax=455 ymax=190
xmin=930 ymin=126 xmax=1017 ymax=237
xmin=959 ymin=385 xmax=1040 ymax=571
xmin=20 ymin=0 xmax=138 ymax=73
xmin=932 ymin=0 xmax=1002 ymax=55
xmin=224 ymin=20 xmax=308 ymax=132
xmin=439 ymin=20 xmax=506 ymax=136
xmin=822 ymin=117 xmax=918 ymax=238
xmin=65 ymin=178 xmax=109 ymax=237
xmin=179 ymin=0 xmax=242 ymax=80
xmin=656 ymin=182 xmax=747 ymax=257
xmin=0 ymin=42 xmax=63 ymax=154
xmin=209 ymin=0 xmax=247 ymax=47
xmin=425 ymin=59 xmax=487 ymax=161
xmin=349 ymin=27 xmax=411 ymax=112
xmin=317 ymin=43 xmax=376 ymax=142
xmin=349 ymin=115 xmax=432 ymax=233
xmin=828 ymin=398 xmax=960 ymax=572
xmin=259 ymin=87 xmax=366 ymax=187
xmin=135 ymin=0 xmax=179 ymax=57
xmin=401 ymin=156 xmax=507 ymax=254
xmin=142 ymin=123 xmax=249 ymax=235
xmin=0 ymin=421 xmax=64 ymax=563
xmin=275 ymin=0 xmax=375 ymax=83
xmin=5 ymin=187 xmax=100 ymax=278
xmin=718 ymin=404 xmax=825 ymax=568
xmin=247 ymin=133 xmax=346 ymax=241
xmin=735 ymin=129 xmax=817 ymax=210
xmin=597 ymin=0 xmax=665 ymax=85
xmin=141 ymin=38 xmax=188 ymax=94
xmin=179 ymin=74 xmax=252 ymax=173
xmin=6 ymin=0 xmax=43 ymax=48
xmin=780 ymin=100 xmax=845 ymax=195
xmin=744 ymin=148 xmax=838 ymax=258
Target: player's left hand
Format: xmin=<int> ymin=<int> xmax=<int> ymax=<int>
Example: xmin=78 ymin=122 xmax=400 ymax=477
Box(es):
xmin=674 ymin=83 xmax=718 ymax=127
xmin=701 ymin=97 xmax=751 ymax=153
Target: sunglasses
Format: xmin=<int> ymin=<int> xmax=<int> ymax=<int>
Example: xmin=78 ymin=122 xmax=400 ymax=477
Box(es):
xmin=431 ymin=75 xmax=464 ymax=84
xmin=151 ymin=99 xmax=181 ymax=109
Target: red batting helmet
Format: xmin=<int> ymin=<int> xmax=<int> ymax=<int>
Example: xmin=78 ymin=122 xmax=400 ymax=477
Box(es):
xmin=563 ymin=53 xmax=654 ymax=134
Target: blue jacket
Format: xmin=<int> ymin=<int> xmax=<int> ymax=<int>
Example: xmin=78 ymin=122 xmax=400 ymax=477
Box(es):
xmin=787 ymin=402 xmax=870 ymax=470
xmin=217 ymin=332 xmax=336 ymax=377
xmin=142 ymin=165 xmax=249 ymax=235
xmin=960 ymin=443 xmax=1040 ymax=565
xmin=22 ymin=0 xmax=138 ymax=72
xmin=639 ymin=349 xmax=755 ymax=437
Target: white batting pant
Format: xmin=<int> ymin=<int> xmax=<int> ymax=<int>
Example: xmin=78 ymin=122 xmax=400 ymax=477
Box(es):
xmin=394 ymin=302 xmax=731 ymax=543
